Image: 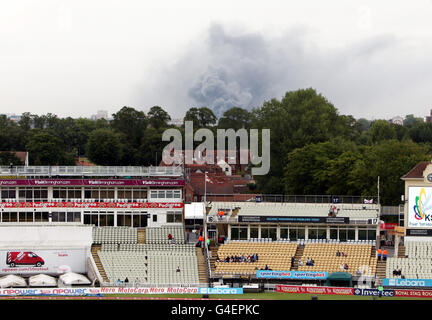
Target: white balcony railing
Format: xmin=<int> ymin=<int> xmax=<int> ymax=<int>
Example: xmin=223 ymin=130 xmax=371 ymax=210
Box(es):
xmin=0 ymin=166 xmax=183 ymax=177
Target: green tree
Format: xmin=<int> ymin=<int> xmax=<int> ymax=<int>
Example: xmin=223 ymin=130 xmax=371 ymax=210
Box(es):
xmin=0 ymin=152 xmax=23 ymax=165
xmin=26 ymin=131 xmax=74 ymax=165
xmin=111 ymin=107 xmax=147 ymax=148
xmin=252 ymin=88 xmax=354 ymax=194
xmin=217 ymin=107 xmax=251 ymax=130
xmin=148 ymin=106 xmax=171 ymax=130
xmin=283 ymin=139 xmax=358 ymax=195
xmin=408 ymin=122 xmax=432 ymax=143
xmin=348 ymin=140 xmax=429 ymax=205
xmin=184 ymin=107 xmax=217 ymax=128
xmin=369 ymin=120 xmax=397 ymax=144
xmin=86 ymin=129 xmax=123 ymax=165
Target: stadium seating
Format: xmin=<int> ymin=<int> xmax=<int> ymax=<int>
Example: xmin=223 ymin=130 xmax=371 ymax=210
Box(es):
xmin=94 ymin=226 xmax=199 ymax=285
xmin=297 ymin=243 xmax=376 ymax=276
xmin=214 ymin=241 xmax=298 ymax=275
xmin=385 ymin=242 xmax=432 ymax=279
xmin=146 ymin=226 xmax=185 ymax=244
xmin=207 ymin=202 xmax=379 ymax=220
xmin=93 ymin=227 xmax=137 ymax=244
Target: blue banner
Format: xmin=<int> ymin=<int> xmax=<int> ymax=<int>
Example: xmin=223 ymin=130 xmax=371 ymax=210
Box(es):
xmin=383 ymin=278 xmax=432 ymax=287
xmin=256 ymin=270 xmax=328 ymax=280
xmin=198 ymin=287 xmax=243 ymax=295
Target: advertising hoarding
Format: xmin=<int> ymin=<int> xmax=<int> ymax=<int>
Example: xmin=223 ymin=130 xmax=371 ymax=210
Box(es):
xmin=256 ymin=270 xmax=328 ymax=280
xmin=408 ymin=187 xmax=432 ymax=228
xmin=0 ymin=249 xmax=86 ymax=274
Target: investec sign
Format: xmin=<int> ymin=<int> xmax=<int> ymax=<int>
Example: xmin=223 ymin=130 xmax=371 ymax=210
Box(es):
xmin=408 ymin=187 xmax=432 ymax=228
xmin=354 ymin=288 xmax=395 ymax=297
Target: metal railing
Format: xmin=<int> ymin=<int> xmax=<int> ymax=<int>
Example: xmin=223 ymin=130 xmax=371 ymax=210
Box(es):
xmin=0 ymin=166 xmax=183 ymax=177
xmin=204 ymin=194 xmax=379 ymax=204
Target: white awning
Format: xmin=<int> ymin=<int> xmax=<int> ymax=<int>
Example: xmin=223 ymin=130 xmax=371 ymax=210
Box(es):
xmin=185 ymin=202 xmax=204 ymax=219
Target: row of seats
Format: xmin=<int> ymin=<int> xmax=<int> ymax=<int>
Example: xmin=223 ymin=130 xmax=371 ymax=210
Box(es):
xmin=386 ymin=257 xmax=432 ymax=279
xmin=386 ymin=242 xmax=432 ymax=279
xmin=99 ymin=250 xmax=200 ymax=284
xmin=146 ymin=226 xmax=185 ymax=244
xmin=298 ymin=244 xmax=376 ymax=276
xmin=214 ymin=242 xmax=298 ymax=275
xmin=93 ymin=227 xmax=138 ymax=244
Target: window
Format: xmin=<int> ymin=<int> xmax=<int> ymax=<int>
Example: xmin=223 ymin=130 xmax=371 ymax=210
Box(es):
xmin=308 ymin=228 xmax=317 ymax=240
xmin=166 ymin=211 xmax=182 ymax=223
xmin=358 ymin=227 xmax=367 ymax=241
xmin=317 ymin=228 xmax=327 ymax=240
xmin=149 ymin=189 xmax=182 ymax=200
xmin=35 ymin=212 xmax=49 ymax=222
xmin=261 ymin=226 xmax=277 ymax=240
xmin=231 ymin=226 xmax=248 ymax=240
xmin=280 ymin=227 xmax=289 ymax=239
xmin=348 ymin=228 xmax=355 ymax=240
xmin=1 ymin=188 xmax=16 ymax=200
xmin=330 ymin=228 xmax=338 ymax=240
xmin=250 ymin=226 xmax=259 ymax=239
xmin=367 ymin=229 xmax=376 ymax=241
xmin=152 ymin=215 xmax=157 ymax=222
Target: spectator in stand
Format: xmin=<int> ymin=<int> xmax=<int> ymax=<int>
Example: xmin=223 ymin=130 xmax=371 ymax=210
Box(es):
xmin=392 ymin=269 xmax=397 ymax=277
xmin=344 ymin=264 xmax=349 ymax=270
xmin=265 ymin=264 xmax=269 ymax=270
xmin=176 ymin=266 xmax=181 ymax=273
xmin=356 ymin=268 xmax=362 ymax=276
xmin=377 ymin=249 xmax=382 ymax=261
xmin=256 ymin=253 xmax=259 ymax=261
xmin=336 ymin=250 xmax=341 ymax=257
xmin=340 ymin=264 xmax=345 ymax=271
xmin=298 ymin=259 xmax=303 ymax=267
xmin=168 ymin=233 xmax=172 ymax=241
xmin=206 ymin=237 xmax=211 ymax=248
xmin=291 ymin=256 xmax=295 ymax=267
xmin=124 ymin=277 xmax=129 ymax=283
xmin=171 ymin=236 xmax=176 ymax=245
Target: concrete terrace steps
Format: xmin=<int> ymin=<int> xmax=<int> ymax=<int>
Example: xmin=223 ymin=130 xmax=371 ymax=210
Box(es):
xmin=91 ymin=244 xmax=109 ymax=283
xmin=137 ymin=229 xmax=146 ymax=244
xmin=195 ymin=248 xmax=209 ymax=284
xmin=376 ymin=260 xmax=387 ymax=285
xmin=209 ymin=245 xmax=218 ymax=275
xmin=398 ymin=245 xmax=406 ymax=258
xmin=292 ymin=245 xmax=305 ymax=270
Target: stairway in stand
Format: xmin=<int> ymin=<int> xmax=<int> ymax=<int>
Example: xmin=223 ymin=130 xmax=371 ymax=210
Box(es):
xmin=398 ymin=245 xmax=406 ymax=258
xmin=91 ymin=244 xmax=109 ymax=283
xmin=375 ymin=260 xmax=387 ymax=286
xmin=137 ymin=229 xmax=146 ymax=244
xmin=196 ymin=248 xmax=209 ymax=285
xmin=291 ymin=245 xmax=305 ymax=271
xmin=209 ymin=244 xmax=218 ymax=275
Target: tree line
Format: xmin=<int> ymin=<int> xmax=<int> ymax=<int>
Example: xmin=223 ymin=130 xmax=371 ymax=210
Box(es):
xmin=1 ymin=88 xmax=431 ymax=205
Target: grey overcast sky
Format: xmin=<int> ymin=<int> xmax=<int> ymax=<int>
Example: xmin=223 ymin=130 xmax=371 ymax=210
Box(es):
xmin=1 ymin=0 xmax=432 ymax=120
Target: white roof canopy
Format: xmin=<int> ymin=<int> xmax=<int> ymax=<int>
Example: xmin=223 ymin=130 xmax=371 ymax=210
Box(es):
xmin=29 ymin=274 xmax=57 ymax=287
xmin=59 ymin=272 xmax=91 ymax=285
xmin=0 ymin=274 xmax=27 ymax=288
